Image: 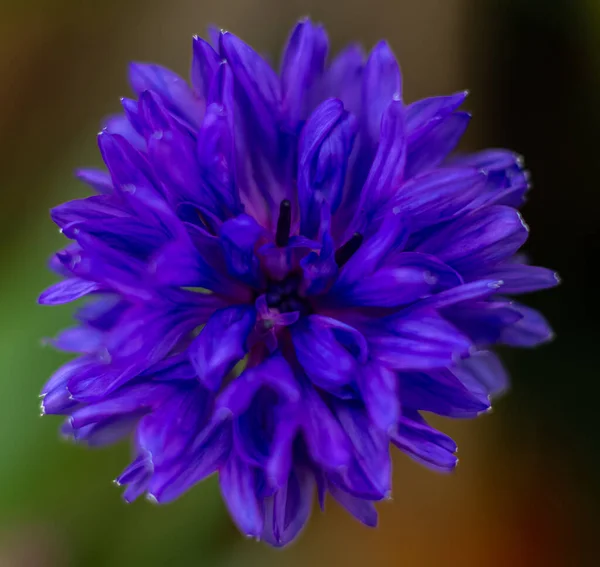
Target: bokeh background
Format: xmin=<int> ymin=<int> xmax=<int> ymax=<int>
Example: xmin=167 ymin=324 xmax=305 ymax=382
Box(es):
xmin=1 ymin=0 xmax=598 ymax=565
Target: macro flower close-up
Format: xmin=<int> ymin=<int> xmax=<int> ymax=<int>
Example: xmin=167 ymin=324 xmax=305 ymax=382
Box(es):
xmin=38 ymin=18 xmax=558 ymax=547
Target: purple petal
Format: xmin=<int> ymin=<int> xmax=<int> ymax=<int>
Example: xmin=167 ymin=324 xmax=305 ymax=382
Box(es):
xmin=335 ymin=252 xmax=461 ymax=308
xmin=419 ymin=279 xmax=504 ymax=309
xmin=292 ymin=317 xmax=357 ymax=390
xmin=457 ymin=351 xmax=509 ymax=397
xmin=70 ymin=382 xmax=172 ymax=429
xmin=128 ymin=62 xmax=203 ymax=127
xmin=281 ymin=19 xmax=328 ymax=129
xmin=357 ymin=361 xmax=399 ymax=432
xmin=392 ymin=167 xmax=487 ymax=230
xmin=356 ymin=99 xmax=406 ymax=222
xmin=219 ymin=214 xmax=265 ymax=287
xmin=220 ymin=454 xmax=264 ymax=538
xmin=334 ymin=403 xmax=392 ymax=496
xmin=136 ymin=385 xmax=210 ymax=467
xmin=298 ymin=98 xmax=357 ymax=237
xmin=191 ymin=35 xmax=220 ymax=98
xmin=219 ymin=31 xmax=281 ymax=148
xmin=300 ymin=386 xmax=352 ymax=470
xmin=323 ymin=44 xmax=363 ymax=116
xmin=189 ymin=305 xmax=256 ymax=391
xmin=417 ymin=205 xmax=529 ymax=274
xmin=149 ymin=419 xmax=232 ymax=503
xmin=262 ymin=467 xmax=315 ymax=547
xmin=474 ymin=262 xmax=560 ymax=294
xmin=405 ymin=111 xmax=470 ymax=178
xmin=405 ymin=91 xmax=467 ymax=135
xmin=39 ymin=278 xmax=101 ymax=305
xmin=75 ymin=168 xmax=113 ymax=194
xmin=501 ymin=303 xmax=554 ymax=347
xmin=370 ymin=308 xmax=472 ymax=370
xmin=391 ymin=411 xmax=458 ymax=472
xmin=362 ymin=41 xmax=402 ymax=144
xmin=328 ymin=483 xmax=378 ymax=527
xmin=215 ymin=351 xmax=300 ymax=417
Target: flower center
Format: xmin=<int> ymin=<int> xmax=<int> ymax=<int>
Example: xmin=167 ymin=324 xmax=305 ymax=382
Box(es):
xmin=265 ymin=274 xmax=309 ymax=314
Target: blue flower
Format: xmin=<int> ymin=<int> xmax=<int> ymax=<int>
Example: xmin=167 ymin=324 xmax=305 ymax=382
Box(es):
xmin=39 ymin=19 xmax=558 ymax=546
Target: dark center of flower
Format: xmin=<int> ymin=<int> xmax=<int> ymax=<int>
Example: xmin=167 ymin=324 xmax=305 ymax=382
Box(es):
xmin=265 ymin=274 xmax=309 ymax=314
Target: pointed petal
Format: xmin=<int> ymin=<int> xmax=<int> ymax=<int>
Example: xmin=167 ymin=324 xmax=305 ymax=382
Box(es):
xmin=501 ymin=303 xmax=554 ymax=347
xmin=220 ymin=454 xmax=264 ymax=538
xmin=406 ymin=111 xmax=470 ymax=177
xmin=39 ymin=278 xmax=101 ymax=305
xmin=329 ymin=483 xmax=378 ymax=527
xmin=391 ymin=411 xmax=458 ymax=472
xmin=189 ymin=305 xmax=256 ymax=391
xmin=128 ymin=62 xmax=202 ymax=127
xmin=392 ymin=168 xmax=487 ymax=230
xmin=281 ymin=19 xmax=328 ymax=128
xmin=191 ymin=35 xmax=220 ymax=98
xmin=362 ymin=41 xmax=402 ymax=144
xmin=370 ymin=308 xmax=472 ymax=370
xmin=417 ymin=205 xmax=529 ymax=274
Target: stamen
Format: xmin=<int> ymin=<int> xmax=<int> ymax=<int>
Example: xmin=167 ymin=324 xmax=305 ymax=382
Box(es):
xmin=275 ymin=199 xmax=291 ymax=247
xmin=335 ymin=232 xmax=364 ymax=267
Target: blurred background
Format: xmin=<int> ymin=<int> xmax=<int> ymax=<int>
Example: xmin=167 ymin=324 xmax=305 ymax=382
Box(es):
xmin=1 ymin=0 xmax=598 ymax=565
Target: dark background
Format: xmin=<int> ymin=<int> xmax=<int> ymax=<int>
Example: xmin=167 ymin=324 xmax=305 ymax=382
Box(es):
xmin=1 ymin=0 xmax=598 ymax=565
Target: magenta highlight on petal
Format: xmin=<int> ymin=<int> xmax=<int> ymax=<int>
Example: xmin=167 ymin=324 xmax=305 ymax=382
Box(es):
xmin=39 ymin=17 xmax=558 ymax=548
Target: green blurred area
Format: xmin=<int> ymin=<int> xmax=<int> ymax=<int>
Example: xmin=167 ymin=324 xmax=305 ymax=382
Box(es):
xmin=0 ymin=0 xmax=598 ymax=565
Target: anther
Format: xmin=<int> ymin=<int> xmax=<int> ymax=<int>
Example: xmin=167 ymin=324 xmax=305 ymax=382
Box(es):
xmin=275 ymin=199 xmax=291 ymax=247
xmin=335 ymin=232 xmax=363 ymax=267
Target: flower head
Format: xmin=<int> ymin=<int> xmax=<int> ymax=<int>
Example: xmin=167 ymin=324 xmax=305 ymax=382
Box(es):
xmin=40 ymin=19 xmax=558 ymax=546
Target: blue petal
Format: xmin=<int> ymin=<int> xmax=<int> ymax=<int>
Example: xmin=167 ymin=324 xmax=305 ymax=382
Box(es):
xmin=219 ymin=31 xmax=281 ymax=149
xmin=405 ymin=111 xmax=470 ymax=178
xmin=39 ymin=278 xmax=101 ymax=305
xmin=75 ymin=168 xmax=113 ymax=194
xmin=334 ymin=402 xmax=392 ymax=496
xmin=149 ymin=419 xmax=231 ymax=503
xmin=292 ymin=316 xmax=357 ymax=390
xmin=219 ymin=214 xmax=265 ymax=287
xmin=298 ymin=98 xmax=357 ymax=238
xmin=323 ymin=44 xmax=364 ymax=116
xmin=299 ymin=385 xmax=352 ymax=470
xmin=398 ymin=369 xmax=490 ymax=417
xmin=501 ymin=303 xmax=554 ymax=347
xmin=444 ymin=300 xmax=524 ymax=346
xmin=128 ymin=62 xmax=203 ymax=127
xmin=416 ymin=205 xmax=529 ymax=274
xmin=281 ymin=19 xmax=328 ymax=129
xmin=362 ymin=41 xmax=402 ymax=145
xmin=215 ymin=351 xmax=300 ymax=417
xmin=357 ymin=361 xmax=399 ymax=432
xmin=188 ymin=305 xmax=256 ymax=391
xmin=334 ymin=252 xmax=461 ymax=308
xmin=328 ymin=483 xmax=378 ymax=527
xmin=473 ymin=262 xmax=560 ymax=294
xmin=191 ymin=35 xmax=220 ymax=98
xmin=137 ymin=385 xmax=210 ymax=467
xmin=262 ymin=467 xmax=315 ymax=547
xmin=455 ymin=351 xmax=509 ymax=397
xmin=405 ymin=91 xmax=467 ymax=135
xmin=220 ymin=454 xmax=264 ymax=538
xmin=355 ymin=99 xmax=406 ymax=223
xmin=392 ymin=167 xmax=487 ymax=230
xmin=369 ymin=308 xmax=472 ymax=370
xmin=391 ymin=410 xmax=458 ymax=472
